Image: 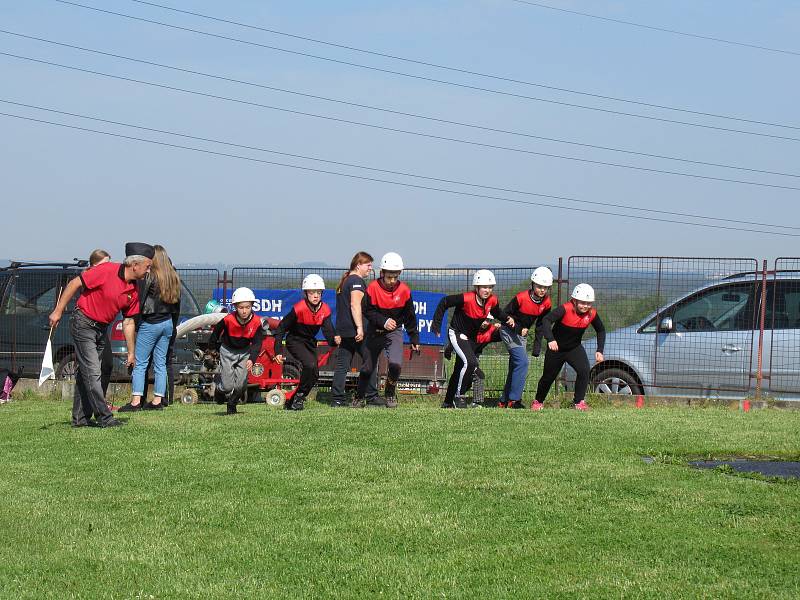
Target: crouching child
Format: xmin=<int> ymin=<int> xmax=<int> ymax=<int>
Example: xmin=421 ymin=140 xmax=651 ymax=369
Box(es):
xmin=209 ymin=287 xmax=263 ymax=415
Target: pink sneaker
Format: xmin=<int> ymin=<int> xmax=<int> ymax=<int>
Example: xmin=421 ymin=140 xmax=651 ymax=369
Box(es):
xmin=530 ymin=401 xmax=544 ymax=411
xmin=574 ymin=400 xmax=590 ymax=411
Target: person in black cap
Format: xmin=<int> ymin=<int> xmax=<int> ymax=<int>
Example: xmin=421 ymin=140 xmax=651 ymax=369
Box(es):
xmin=49 ymin=243 xmax=153 ymax=428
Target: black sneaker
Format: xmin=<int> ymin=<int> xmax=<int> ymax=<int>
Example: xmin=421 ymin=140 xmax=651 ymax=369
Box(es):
xmin=365 ymin=397 xmax=386 ymax=408
xmin=143 ymin=402 xmax=164 ymax=411
xmin=469 ymin=401 xmax=484 ymax=409
xmin=117 ymin=402 xmax=142 ymax=412
xmin=440 ymin=400 xmax=455 ymax=409
xmin=385 ymin=396 xmax=398 ymax=409
xmin=453 ymin=396 xmax=467 ymax=409
xmin=331 ymin=399 xmax=348 ymax=408
xmin=509 ymin=400 xmax=526 ymax=409
xmin=100 ymin=418 xmax=125 ymax=428
xmin=290 ymin=394 xmax=305 ymax=411
xmin=225 ymin=403 xmax=238 ymax=415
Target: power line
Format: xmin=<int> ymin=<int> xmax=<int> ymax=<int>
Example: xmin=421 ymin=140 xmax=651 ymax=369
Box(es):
xmin=5 ymin=29 xmax=799 ymax=182
xmin=510 ymin=0 xmax=800 ymax=57
xmin=2 ymin=110 xmax=796 ymax=237
xmin=4 ymin=51 xmax=800 ymax=193
xmin=101 ymin=0 xmax=800 ymax=130
xmin=4 ymin=97 xmax=797 ymax=232
xmin=50 ymin=0 xmax=800 ymax=139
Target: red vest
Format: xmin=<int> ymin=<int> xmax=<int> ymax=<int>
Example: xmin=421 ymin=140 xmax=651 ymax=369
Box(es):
xmin=222 ymin=312 xmax=262 ymax=339
xmin=462 ymin=291 xmax=497 ymax=319
xmin=294 ymin=300 xmax=331 ymax=325
xmin=561 ymin=302 xmax=596 ymax=329
xmin=366 ymin=280 xmax=411 ymax=310
xmin=515 ymin=291 xmax=551 ymax=316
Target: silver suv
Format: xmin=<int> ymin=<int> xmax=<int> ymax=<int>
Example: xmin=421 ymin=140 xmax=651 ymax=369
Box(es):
xmin=566 ymin=273 xmax=800 ymax=399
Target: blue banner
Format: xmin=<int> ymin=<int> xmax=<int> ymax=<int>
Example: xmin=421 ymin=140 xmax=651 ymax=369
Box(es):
xmin=214 ymin=288 xmax=447 ymax=345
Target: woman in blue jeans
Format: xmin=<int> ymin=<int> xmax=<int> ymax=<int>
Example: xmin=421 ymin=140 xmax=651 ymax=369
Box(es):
xmin=119 ymin=245 xmax=181 ymax=412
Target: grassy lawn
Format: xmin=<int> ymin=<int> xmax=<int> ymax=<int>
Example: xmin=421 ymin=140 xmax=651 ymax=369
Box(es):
xmin=1 ymin=395 xmax=799 ymax=599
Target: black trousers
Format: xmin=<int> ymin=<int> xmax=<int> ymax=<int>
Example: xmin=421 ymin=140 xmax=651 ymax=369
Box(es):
xmin=330 ymin=337 xmax=366 ymax=402
xmin=445 ymin=328 xmax=479 ymax=403
xmin=70 ymin=310 xmax=114 ymax=426
xmin=535 ymin=345 xmax=590 ymax=404
xmin=100 ymin=328 xmax=113 ymax=397
xmin=285 ymin=336 xmax=318 ymax=397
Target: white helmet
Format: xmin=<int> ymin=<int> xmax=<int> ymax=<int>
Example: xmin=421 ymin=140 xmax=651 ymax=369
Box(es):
xmin=230 ymin=287 xmax=256 ymax=304
xmin=380 ymin=252 xmax=404 ymax=271
xmin=472 ymin=269 xmax=496 ymax=286
xmin=531 ymin=266 xmax=554 ymax=287
xmin=571 ymin=283 xmax=595 ymax=303
xmin=301 ymin=274 xmax=325 ymax=291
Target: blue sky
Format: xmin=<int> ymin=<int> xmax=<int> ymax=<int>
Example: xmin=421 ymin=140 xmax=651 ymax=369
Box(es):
xmin=2 ymin=0 xmax=799 ymax=266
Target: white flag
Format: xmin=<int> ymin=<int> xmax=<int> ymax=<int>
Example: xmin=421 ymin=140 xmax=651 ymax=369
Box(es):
xmin=39 ymin=339 xmax=55 ymax=386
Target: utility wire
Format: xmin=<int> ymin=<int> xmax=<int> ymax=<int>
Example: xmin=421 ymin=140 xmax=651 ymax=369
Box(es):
xmin=3 ymin=51 xmax=800 ymax=193
xmin=511 ymin=0 xmax=800 ymax=57
xmin=5 ymin=29 xmax=799 ymax=182
xmin=4 ymin=97 xmax=796 ymax=232
xmin=2 ymin=110 xmax=796 ymax=237
xmin=50 ymin=0 xmax=800 ymax=140
xmin=99 ymin=0 xmax=800 ymax=130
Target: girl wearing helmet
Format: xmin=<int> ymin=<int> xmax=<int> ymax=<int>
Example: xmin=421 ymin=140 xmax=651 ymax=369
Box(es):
xmin=534 ymin=283 xmax=605 ymax=411
xmin=331 ymin=251 xmax=374 ymax=408
xmin=498 ymin=266 xmax=553 ymax=409
xmin=273 ymin=275 xmax=340 ymax=411
xmin=432 ymin=269 xmax=515 ymax=409
xmin=209 ymin=287 xmax=263 ymax=415
xmin=360 ymin=252 xmax=420 ymax=408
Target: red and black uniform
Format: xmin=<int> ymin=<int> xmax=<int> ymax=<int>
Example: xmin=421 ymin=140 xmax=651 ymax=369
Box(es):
xmin=505 ymin=290 xmax=551 ymax=351
xmin=274 ymin=300 xmax=336 ymax=397
xmin=361 ymin=279 xmax=419 ymax=401
xmin=209 ymin=312 xmax=264 ymax=362
xmin=536 ymin=302 xmax=606 ymax=405
xmin=432 ymin=292 xmax=510 ymax=406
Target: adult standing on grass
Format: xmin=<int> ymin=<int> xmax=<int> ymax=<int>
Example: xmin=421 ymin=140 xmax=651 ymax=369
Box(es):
xmin=86 ymin=249 xmax=114 ymax=399
xmin=497 ymin=266 xmax=553 ymax=409
xmin=432 ymin=269 xmax=515 ymax=409
xmin=361 ymin=252 xmax=420 ymax=408
xmin=119 ymin=245 xmax=181 ymax=413
xmin=533 ymin=283 xmax=605 ymax=411
xmin=49 ymin=243 xmax=153 ymax=428
xmin=330 ymin=251 xmax=373 ymax=408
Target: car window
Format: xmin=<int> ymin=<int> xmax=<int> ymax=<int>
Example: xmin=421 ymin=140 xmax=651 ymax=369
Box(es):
xmin=3 ymin=272 xmax=62 ymax=316
xmin=769 ymin=280 xmax=800 ymax=330
xmin=670 ymin=283 xmax=754 ymax=332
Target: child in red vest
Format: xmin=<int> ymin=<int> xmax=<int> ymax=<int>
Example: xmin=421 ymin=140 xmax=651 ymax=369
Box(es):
xmin=273 ymin=275 xmax=339 ymax=411
xmin=209 ymin=287 xmax=263 ymax=415
xmin=360 ymin=252 xmax=420 ymax=408
xmin=534 ymin=283 xmax=605 ymax=411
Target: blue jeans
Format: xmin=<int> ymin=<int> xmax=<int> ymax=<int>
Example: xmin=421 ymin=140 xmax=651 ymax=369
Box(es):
xmin=132 ymin=319 xmax=174 ymax=397
xmin=500 ymin=325 xmax=529 ymax=402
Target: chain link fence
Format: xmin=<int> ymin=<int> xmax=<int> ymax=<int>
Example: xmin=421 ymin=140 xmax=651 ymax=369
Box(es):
xmin=769 ymin=258 xmax=800 ymax=395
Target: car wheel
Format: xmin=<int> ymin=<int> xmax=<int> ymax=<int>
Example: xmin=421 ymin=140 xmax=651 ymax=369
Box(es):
xmin=181 ymin=389 xmax=199 ymax=405
xmin=593 ymin=368 xmax=642 ymax=396
xmin=55 ymin=352 xmax=78 ymax=381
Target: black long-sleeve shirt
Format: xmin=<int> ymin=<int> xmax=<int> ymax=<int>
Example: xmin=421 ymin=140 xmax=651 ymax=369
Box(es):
xmin=273 ymin=300 xmax=336 ymax=357
xmin=209 ymin=312 xmax=264 ymax=362
xmin=540 ymin=302 xmax=606 ymax=353
xmin=432 ymin=291 xmax=509 ymax=340
xmin=362 ymin=279 xmax=419 ymax=345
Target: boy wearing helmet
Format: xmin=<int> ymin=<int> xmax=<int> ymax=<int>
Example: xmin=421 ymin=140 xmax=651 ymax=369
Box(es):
xmin=432 ymin=269 xmax=515 ymax=409
xmin=273 ymin=275 xmax=340 ymax=411
xmin=534 ymin=283 xmax=605 ymax=411
xmin=498 ymin=266 xmax=553 ymax=409
xmin=360 ymin=252 xmax=420 ymax=408
xmin=209 ymin=287 xmax=264 ymax=415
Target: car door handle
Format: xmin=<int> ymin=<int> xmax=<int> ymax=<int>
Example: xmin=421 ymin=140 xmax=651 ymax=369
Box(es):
xmin=721 ymin=344 xmax=742 ymax=353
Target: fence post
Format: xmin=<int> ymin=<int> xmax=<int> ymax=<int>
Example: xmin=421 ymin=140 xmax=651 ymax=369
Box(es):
xmin=755 ymin=260 xmax=768 ymax=401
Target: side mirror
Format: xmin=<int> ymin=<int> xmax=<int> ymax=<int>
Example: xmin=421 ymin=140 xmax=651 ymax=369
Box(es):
xmin=659 ymin=317 xmax=674 ymax=333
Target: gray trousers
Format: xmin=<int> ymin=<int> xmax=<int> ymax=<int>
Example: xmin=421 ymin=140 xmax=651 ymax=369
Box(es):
xmin=71 ymin=310 xmax=114 ymax=426
xmin=216 ymin=345 xmax=250 ymax=403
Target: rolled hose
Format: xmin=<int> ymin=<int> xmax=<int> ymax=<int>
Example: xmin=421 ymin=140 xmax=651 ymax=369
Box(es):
xmin=176 ymin=312 xmax=226 ymax=338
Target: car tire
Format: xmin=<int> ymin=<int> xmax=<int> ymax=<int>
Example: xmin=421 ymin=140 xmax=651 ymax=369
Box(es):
xmin=55 ymin=352 xmax=78 ymax=381
xmin=592 ymin=368 xmax=642 ymax=396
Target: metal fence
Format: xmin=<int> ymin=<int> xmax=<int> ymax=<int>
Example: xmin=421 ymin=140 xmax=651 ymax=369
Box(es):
xmin=3 ymin=257 xmax=799 ymax=402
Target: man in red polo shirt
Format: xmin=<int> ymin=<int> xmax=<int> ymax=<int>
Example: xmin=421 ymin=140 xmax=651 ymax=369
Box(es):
xmin=49 ymin=243 xmax=153 ymax=428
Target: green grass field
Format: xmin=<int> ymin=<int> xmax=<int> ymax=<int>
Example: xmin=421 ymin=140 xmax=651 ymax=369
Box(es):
xmin=1 ymin=396 xmax=799 ymax=599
